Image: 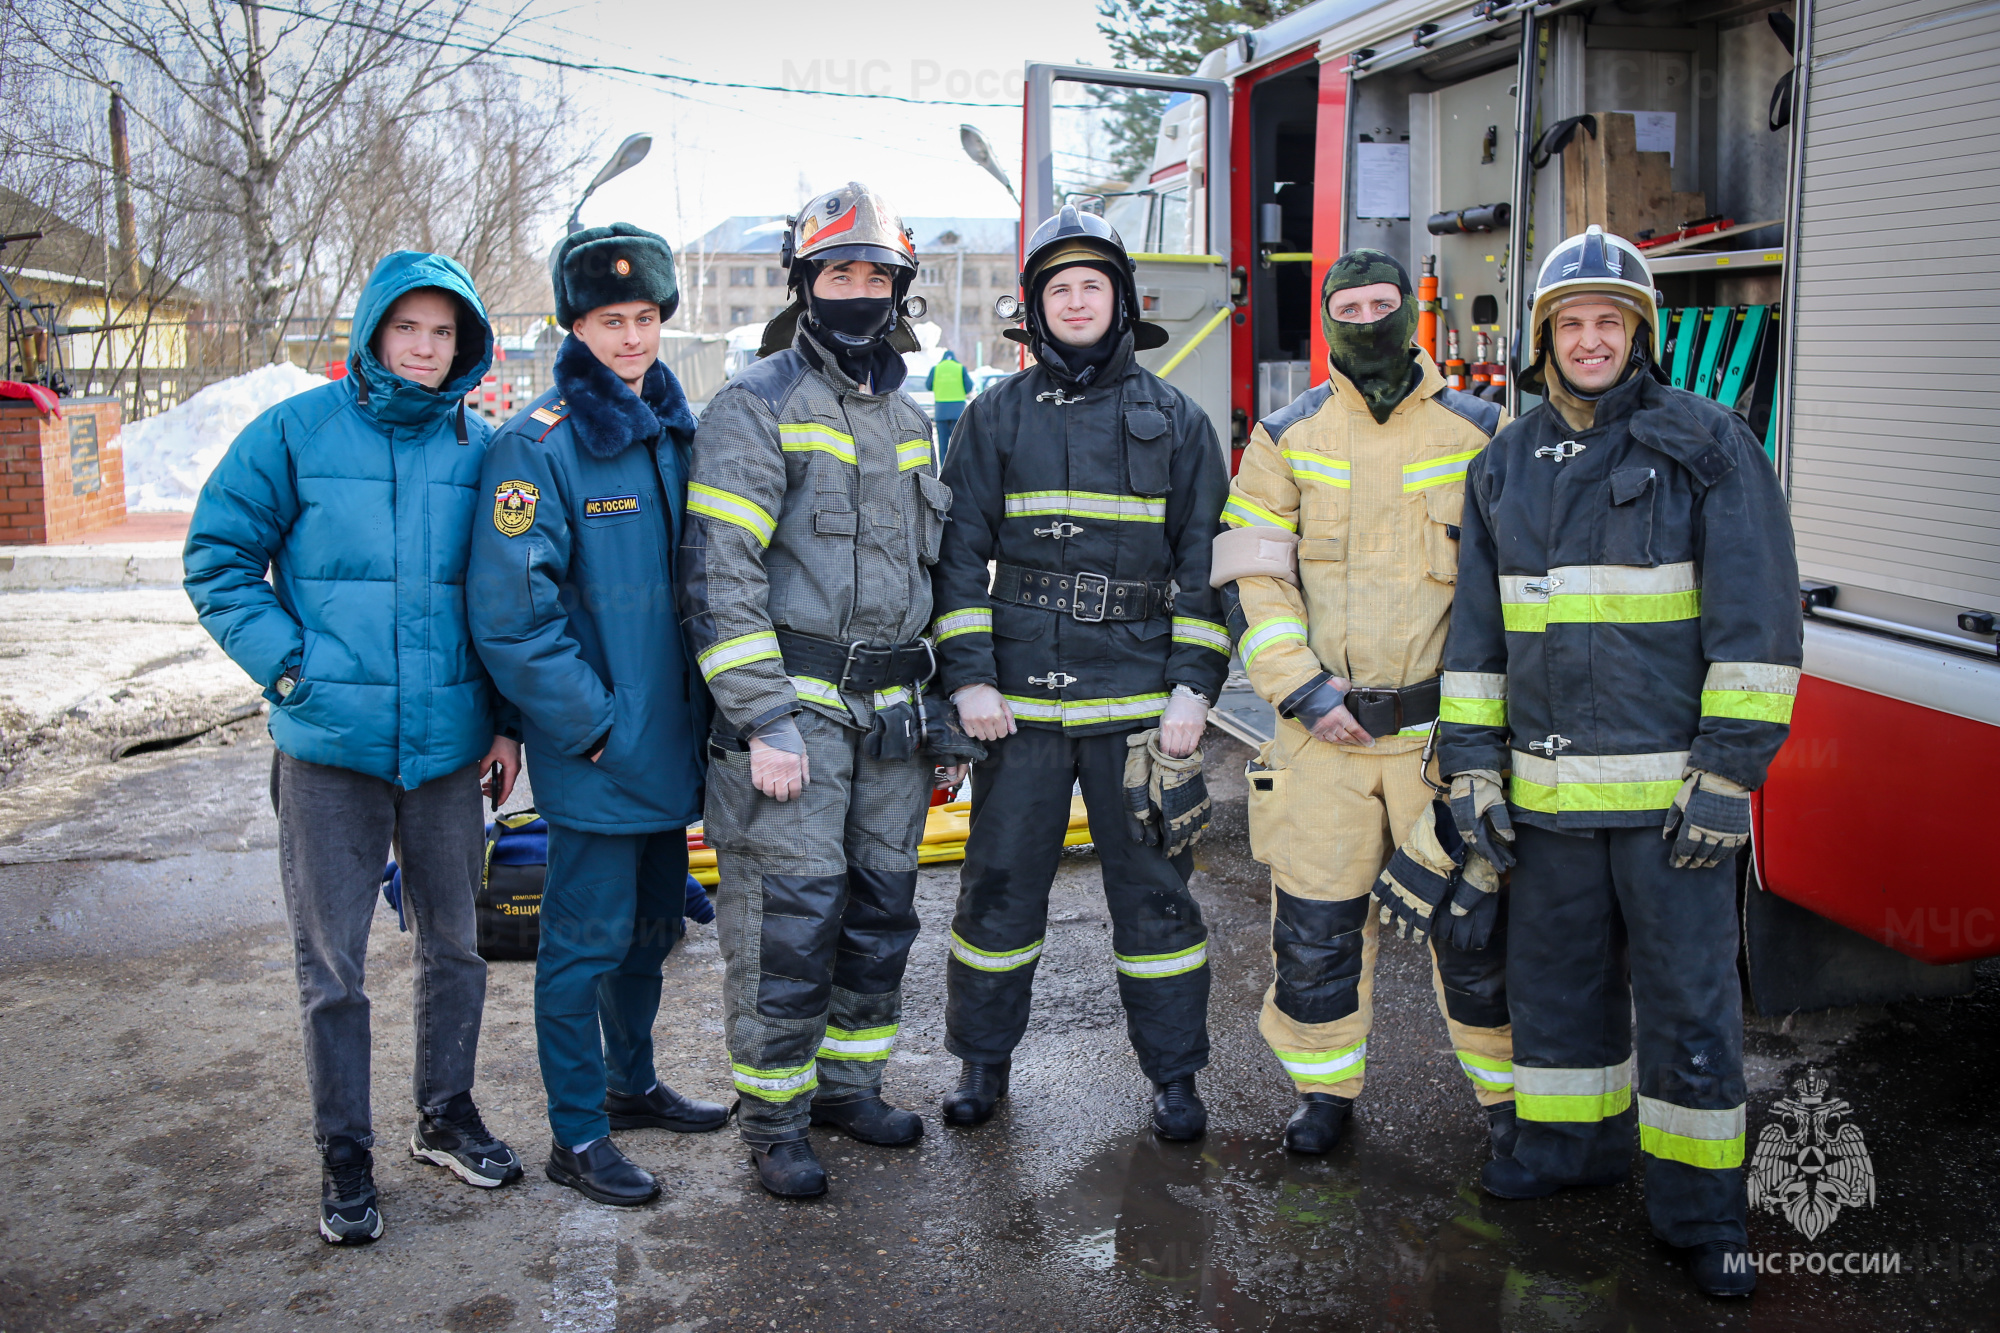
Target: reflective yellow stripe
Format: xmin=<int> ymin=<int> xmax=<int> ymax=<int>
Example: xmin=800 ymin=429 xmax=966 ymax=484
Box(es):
xmin=1701 ymin=662 xmax=1800 ymax=723
xmin=778 ymin=422 xmax=857 ymax=464
xmin=1402 ymin=448 xmax=1483 ymax=492
xmin=1514 ymin=1058 xmax=1634 ymax=1123
xmin=950 ymin=932 xmax=1042 ymax=972
xmin=1500 ymin=562 xmax=1700 ymax=632
xmin=1170 ymin=616 xmax=1231 ymax=655
xmin=897 ymin=438 xmax=934 ymax=471
xmin=688 ymin=483 xmax=777 ymax=547
xmin=1638 ymin=1096 xmax=1746 ymax=1168
xmin=1508 ymin=750 xmax=1688 ymax=814
xmin=1003 ymin=490 xmax=1166 ymax=523
xmin=1441 ymin=670 xmax=1506 ymax=723
xmin=1272 ymin=1040 xmax=1366 ymax=1085
xmin=733 ymin=1061 xmax=818 ymax=1100
xmin=933 ymin=607 xmax=992 ymax=642
xmin=1114 ymin=941 xmax=1207 ymax=978
xmin=790 ymin=675 xmax=847 ymax=710
xmin=871 ymin=685 xmax=912 ymax=711
xmin=1240 ymin=616 xmax=1308 ymax=667
xmin=819 ymin=1024 xmax=898 ymax=1061
xmin=1457 ymin=1051 xmax=1516 ymax=1091
xmin=1000 ymin=692 xmax=1170 ymax=727
xmin=1282 ymin=450 xmax=1351 ymax=489
xmin=698 ymin=631 xmax=782 ymax=682
xmin=1222 ymin=494 xmax=1298 ymax=533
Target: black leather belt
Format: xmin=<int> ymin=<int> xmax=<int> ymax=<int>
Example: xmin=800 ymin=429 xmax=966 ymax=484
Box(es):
xmin=993 ymin=562 xmax=1172 ymax=623
xmin=1345 ymin=677 xmax=1441 ymax=738
xmin=775 ymin=629 xmax=935 ymax=694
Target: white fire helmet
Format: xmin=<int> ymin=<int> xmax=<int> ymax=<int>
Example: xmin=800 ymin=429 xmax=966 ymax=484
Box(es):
xmin=1526 ymin=225 xmax=1662 ymax=367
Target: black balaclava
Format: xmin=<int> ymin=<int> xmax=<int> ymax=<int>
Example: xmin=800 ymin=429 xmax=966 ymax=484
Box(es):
xmin=1321 ymin=249 xmax=1420 ymax=425
xmin=803 ymin=264 xmax=905 ymax=390
xmin=1031 ymin=257 xmax=1125 ymax=386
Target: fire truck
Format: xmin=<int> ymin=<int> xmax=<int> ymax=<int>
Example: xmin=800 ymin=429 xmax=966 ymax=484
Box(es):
xmin=1014 ymin=0 xmax=1999 ymax=1011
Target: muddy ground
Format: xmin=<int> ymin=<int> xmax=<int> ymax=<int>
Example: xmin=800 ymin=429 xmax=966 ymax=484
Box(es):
xmin=0 ymin=595 xmax=1994 ymax=1332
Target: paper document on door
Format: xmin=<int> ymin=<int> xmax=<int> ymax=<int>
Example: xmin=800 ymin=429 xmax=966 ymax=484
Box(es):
xmin=1617 ymin=111 xmax=1677 ymax=163
xmin=1355 ymin=143 xmax=1411 ymax=220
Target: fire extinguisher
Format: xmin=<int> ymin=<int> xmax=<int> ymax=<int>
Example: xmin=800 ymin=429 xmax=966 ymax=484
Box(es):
xmin=1417 ymin=256 xmax=1440 ymax=365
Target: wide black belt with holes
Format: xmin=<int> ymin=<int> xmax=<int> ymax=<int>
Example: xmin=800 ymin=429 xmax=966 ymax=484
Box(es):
xmin=774 ymin=629 xmax=935 ymax=694
xmin=992 ymin=562 xmax=1173 ymax=623
xmin=1344 ymin=676 xmax=1442 ymax=738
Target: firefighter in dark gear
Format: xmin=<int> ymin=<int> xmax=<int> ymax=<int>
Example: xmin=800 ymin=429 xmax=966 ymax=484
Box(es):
xmin=677 ymin=182 xmax=956 ymax=1200
xmin=1438 ymin=226 xmax=1801 ymax=1298
xmin=1220 ymin=249 xmax=1515 ymax=1158
xmin=931 ymin=205 xmax=1231 ymax=1140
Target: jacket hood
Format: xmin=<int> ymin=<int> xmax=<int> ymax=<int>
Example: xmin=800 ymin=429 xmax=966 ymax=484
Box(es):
xmin=349 ymin=251 xmax=495 ymax=430
xmin=553 ymin=334 xmax=698 ymax=459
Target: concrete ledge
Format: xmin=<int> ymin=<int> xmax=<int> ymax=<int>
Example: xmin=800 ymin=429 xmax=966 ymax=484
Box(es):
xmin=0 ymin=542 xmax=186 ymax=591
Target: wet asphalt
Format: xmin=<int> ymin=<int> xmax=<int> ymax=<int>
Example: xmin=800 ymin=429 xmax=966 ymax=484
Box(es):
xmin=0 ymin=725 xmax=1994 ymax=1332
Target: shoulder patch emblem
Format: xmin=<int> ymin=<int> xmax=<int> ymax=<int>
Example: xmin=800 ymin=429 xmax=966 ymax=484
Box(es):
xmin=493 ymin=480 xmax=539 ymax=537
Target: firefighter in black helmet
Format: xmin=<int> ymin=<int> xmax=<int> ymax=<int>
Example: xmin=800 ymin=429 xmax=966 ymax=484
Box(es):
xmin=929 ymin=205 xmax=1232 ymax=1139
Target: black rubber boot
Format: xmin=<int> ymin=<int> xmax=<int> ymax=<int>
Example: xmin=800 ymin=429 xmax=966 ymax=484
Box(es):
xmin=1688 ymin=1241 xmax=1757 ymax=1298
xmin=1485 ymin=1103 xmax=1519 ymax=1160
xmin=941 ymin=1060 xmax=1011 ymax=1127
xmin=1479 ymin=1154 xmax=1623 ymax=1200
xmin=319 ymin=1137 xmax=383 ymax=1245
xmin=1151 ymin=1074 xmax=1207 ymax=1141
xmin=545 ymin=1139 xmax=660 ymax=1206
xmin=810 ymin=1094 xmax=923 ymax=1146
xmin=1283 ymin=1093 xmax=1351 ymax=1154
xmin=605 ymin=1082 xmax=729 ymax=1133
xmin=751 ymin=1134 xmax=829 ymax=1199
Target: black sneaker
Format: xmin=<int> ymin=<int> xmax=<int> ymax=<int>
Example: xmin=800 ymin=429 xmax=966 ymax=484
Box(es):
xmin=319 ymin=1137 xmax=383 ymax=1245
xmin=410 ymin=1092 xmax=523 ymax=1188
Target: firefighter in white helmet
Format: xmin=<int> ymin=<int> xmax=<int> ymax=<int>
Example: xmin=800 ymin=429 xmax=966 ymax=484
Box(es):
xmin=1438 ymin=225 xmax=1800 ymax=1298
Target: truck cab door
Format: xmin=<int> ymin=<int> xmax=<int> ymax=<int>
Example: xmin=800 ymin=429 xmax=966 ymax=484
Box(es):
xmin=1023 ymin=64 xmax=1232 ymax=451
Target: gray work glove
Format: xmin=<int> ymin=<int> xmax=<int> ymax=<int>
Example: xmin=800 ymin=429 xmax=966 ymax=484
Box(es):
xmin=1663 ymin=769 xmax=1752 ymax=869
xmin=1438 ymin=847 xmax=1503 ymax=952
xmin=1449 ymin=769 xmax=1516 ymax=871
xmin=1122 ymin=728 xmax=1211 ymax=858
xmin=863 ymin=698 xmax=921 ymax=762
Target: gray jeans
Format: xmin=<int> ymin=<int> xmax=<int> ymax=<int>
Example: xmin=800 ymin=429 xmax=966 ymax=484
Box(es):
xmin=272 ymin=751 xmax=488 ymax=1149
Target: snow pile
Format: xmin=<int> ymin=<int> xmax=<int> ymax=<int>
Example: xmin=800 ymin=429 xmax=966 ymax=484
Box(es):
xmin=120 ymin=363 xmax=328 ymax=511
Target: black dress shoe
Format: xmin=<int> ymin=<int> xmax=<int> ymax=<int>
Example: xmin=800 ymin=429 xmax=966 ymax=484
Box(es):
xmin=545 ymin=1139 xmax=659 ymax=1206
xmin=1284 ymin=1093 xmax=1351 ymax=1154
xmin=751 ymin=1135 xmax=828 ymax=1198
xmin=1687 ymin=1241 xmax=1757 ymax=1297
xmin=1479 ymin=1154 xmax=1623 ymax=1200
xmin=1151 ymin=1074 xmax=1207 ymax=1141
xmin=810 ymin=1094 xmax=924 ymax=1146
xmin=605 ymin=1083 xmax=728 ymax=1133
xmin=1485 ymin=1103 xmax=1519 ymax=1159
xmin=941 ymin=1060 xmax=1010 ymax=1127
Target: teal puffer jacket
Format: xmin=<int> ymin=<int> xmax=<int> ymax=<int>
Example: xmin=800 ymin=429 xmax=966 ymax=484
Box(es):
xmin=185 ymin=251 xmax=500 ymax=788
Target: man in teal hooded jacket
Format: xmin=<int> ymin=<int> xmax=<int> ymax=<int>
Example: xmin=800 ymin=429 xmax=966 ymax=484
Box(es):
xmin=186 ymin=252 xmax=525 ymax=1246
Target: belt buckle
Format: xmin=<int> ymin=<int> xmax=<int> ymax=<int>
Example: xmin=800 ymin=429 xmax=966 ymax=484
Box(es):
xmin=837 ymin=639 xmax=873 ymax=693
xmin=1071 ymin=571 xmax=1110 ymax=622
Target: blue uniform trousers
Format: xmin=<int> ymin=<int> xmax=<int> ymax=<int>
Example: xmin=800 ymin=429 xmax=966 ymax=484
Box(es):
xmin=535 ymin=824 xmax=688 ymax=1146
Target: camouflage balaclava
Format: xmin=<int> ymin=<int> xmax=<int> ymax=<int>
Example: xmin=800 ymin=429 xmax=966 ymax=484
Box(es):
xmin=1322 ymin=249 xmax=1420 ymax=424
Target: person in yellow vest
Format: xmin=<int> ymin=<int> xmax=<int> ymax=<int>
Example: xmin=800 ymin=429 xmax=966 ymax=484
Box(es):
xmin=1216 ymin=249 xmax=1515 ymax=1155
xmin=925 ymin=349 xmax=971 ymax=456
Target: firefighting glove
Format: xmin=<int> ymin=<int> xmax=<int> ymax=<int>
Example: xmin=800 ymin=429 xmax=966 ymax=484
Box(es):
xmin=919 ymin=695 xmax=987 ymax=767
xmin=1122 ymin=729 xmax=1212 ymax=858
xmin=1438 ymin=847 xmax=1503 ymax=953
xmin=863 ymin=698 xmax=921 ymax=762
xmin=1123 ymin=732 xmax=1159 ymax=846
xmin=1663 ymin=769 xmax=1752 ymax=870
xmin=1449 ymin=769 xmax=1516 ymax=871
xmin=1374 ymin=800 xmax=1460 ymax=942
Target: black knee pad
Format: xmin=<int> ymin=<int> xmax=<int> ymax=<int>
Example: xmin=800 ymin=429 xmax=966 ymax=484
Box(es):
xmin=1272 ymin=889 xmax=1368 ymax=1024
xmin=834 ymin=866 xmax=920 ymax=995
xmin=758 ymin=872 xmax=845 ymax=1020
xmin=1433 ymin=902 xmax=1509 ymax=1028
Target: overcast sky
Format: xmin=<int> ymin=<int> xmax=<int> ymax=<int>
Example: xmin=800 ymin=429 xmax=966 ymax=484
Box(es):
xmin=502 ymin=0 xmax=1116 ymax=246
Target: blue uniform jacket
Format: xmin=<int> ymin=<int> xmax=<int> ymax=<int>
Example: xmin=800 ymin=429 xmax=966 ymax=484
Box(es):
xmin=184 ymin=250 xmax=500 ymax=788
xmin=469 ymin=335 xmax=709 ymax=834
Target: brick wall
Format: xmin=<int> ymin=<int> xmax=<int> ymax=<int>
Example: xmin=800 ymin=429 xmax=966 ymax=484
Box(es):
xmin=0 ymin=397 xmax=127 ymax=544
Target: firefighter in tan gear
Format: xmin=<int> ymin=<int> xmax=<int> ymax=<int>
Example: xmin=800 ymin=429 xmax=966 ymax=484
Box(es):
xmin=1219 ymin=250 xmax=1514 ymax=1154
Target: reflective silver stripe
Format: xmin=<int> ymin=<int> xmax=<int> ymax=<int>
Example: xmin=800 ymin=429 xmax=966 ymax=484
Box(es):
xmin=1638 ymin=1096 xmax=1745 ymax=1141
xmin=897 ymin=439 xmax=933 ymax=471
xmin=950 ymin=931 xmax=1043 ymax=971
xmin=778 ymin=422 xmax=857 ymax=464
xmin=933 ymin=607 xmax=992 ymax=642
xmin=1000 ymin=695 xmax=1064 ymax=722
xmin=687 ymin=483 xmax=777 ymax=546
xmin=1441 ymin=670 xmax=1507 ymax=700
xmin=871 ymin=685 xmax=911 ymax=710
xmin=1222 ymin=494 xmax=1298 ymax=532
xmin=1282 ymin=450 xmax=1351 ymax=489
xmin=1513 ymin=1057 xmax=1635 ymax=1098
xmin=698 ymin=631 xmax=782 ymax=681
xmin=1239 ymin=617 xmax=1307 ymax=667
xmin=1003 ymin=490 xmax=1167 ymax=523
xmin=732 ymin=1063 xmax=817 ymax=1096
xmin=1402 ymin=448 xmax=1483 ymax=492
xmin=1170 ymin=617 xmax=1231 ymax=654
xmin=790 ymin=675 xmax=848 ymax=710
xmin=1703 ymin=662 xmax=1801 ymax=695
xmin=1499 ymin=561 xmax=1700 ymax=603
xmin=1275 ymin=1042 xmax=1366 ymax=1080
xmin=819 ymin=1024 xmax=898 ymax=1059
xmin=1113 ymin=942 xmax=1206 ymax=978
xmin=1509 ymin=749 xmax=1690 ymax=789
xmin=1001 ymin=693 xmax=1169 ymax=727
